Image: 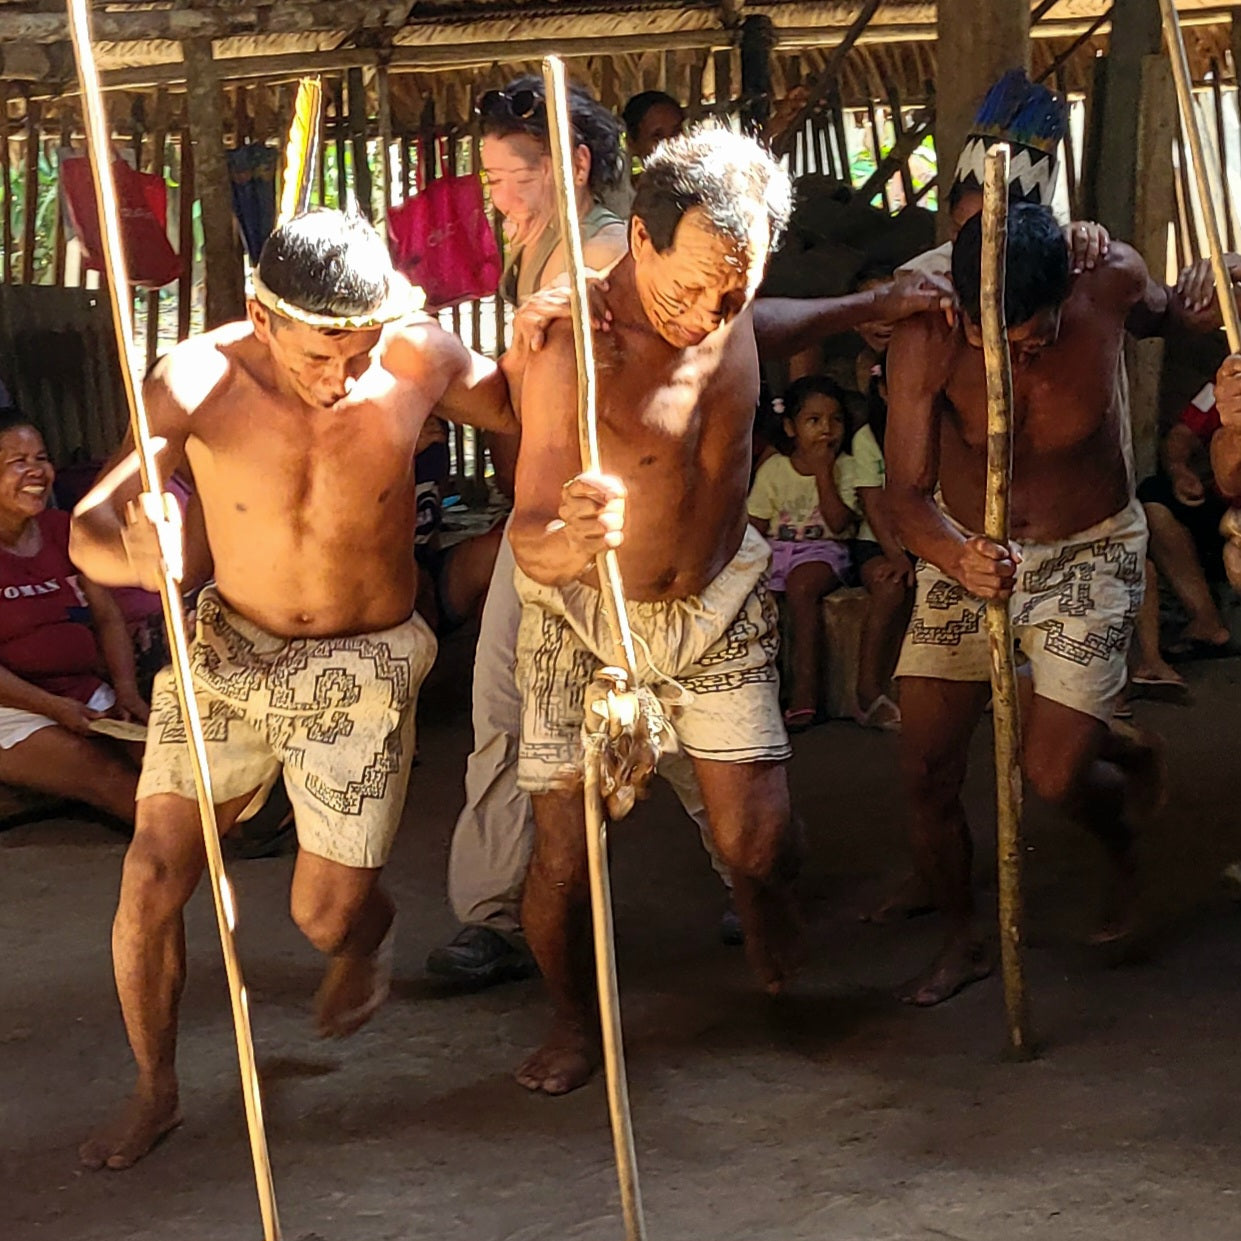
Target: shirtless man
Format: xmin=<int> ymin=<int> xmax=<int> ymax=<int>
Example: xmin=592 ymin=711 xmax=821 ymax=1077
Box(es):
xmin=69 ymin=208 xmax=516 ymax=1167
xmin=509 ymin=128 xmax=796 ymax=1094
xmin=886 ymin=202 xmax=1224 ymax=1006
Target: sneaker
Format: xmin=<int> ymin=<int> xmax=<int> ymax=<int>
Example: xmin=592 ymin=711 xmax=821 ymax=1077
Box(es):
xmin=425 ymin=925 xmax=539 ymax=989
xmin=720 ymin=903 xmax=745 ymax=947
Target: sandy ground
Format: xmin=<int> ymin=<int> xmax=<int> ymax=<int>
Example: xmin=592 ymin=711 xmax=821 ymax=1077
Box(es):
xmin=5 ymin=635 xmax=1241 ymax=1241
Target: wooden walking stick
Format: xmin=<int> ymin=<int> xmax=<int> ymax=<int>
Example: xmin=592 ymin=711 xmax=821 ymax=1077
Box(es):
xmin=65 ymin=3 xmax=282 ymax=1237
xmin=980 ymin=144 xmax=1033 ymax=1060
xmin=542 ymin=54 xmax=648 ymax=1241
xmin=1159 ymin=0 xmax=1241 ymax=354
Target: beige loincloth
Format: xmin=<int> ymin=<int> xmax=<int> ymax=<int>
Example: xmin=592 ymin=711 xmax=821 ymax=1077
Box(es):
xmin=514 ymin=524 xmax=790 ymax=793
xmin=896 ymin=499 xmax=1148 ymax=722
xmin=137 ymin=586 xmax=436 ymax=868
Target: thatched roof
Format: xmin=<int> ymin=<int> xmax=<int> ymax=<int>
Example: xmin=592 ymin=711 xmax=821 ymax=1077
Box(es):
xmin=0 ymin=0 xmax=1235 ymax=125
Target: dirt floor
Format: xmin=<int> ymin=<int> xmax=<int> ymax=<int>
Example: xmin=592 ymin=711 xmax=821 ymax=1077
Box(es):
xmin=6 ymin=633 xmax=1241 ymax=1241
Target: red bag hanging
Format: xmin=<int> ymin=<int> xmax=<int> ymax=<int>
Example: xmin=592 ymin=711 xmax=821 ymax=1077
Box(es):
xmin=60 ymin=152 xmax=183 ymax=289
xmin=388 ymin=138 xmax=501 ymax=309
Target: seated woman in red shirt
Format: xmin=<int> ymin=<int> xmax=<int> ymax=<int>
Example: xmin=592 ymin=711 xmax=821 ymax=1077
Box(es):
xmin=0 ymin=410 xmax=146 ymax=822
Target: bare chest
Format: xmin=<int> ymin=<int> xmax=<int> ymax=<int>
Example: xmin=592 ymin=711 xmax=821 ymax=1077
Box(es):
xmin=595 ymin=330 xmax=758 ymax=479
xmin=942 ymin=331 xmax=1121 ymax=457
xmin=185 ymin=385 xmax=424 ymax=533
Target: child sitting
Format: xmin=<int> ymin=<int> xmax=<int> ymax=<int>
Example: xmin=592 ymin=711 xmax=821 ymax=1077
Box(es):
xmin=748 ymin=377 xmax=856 ymax=732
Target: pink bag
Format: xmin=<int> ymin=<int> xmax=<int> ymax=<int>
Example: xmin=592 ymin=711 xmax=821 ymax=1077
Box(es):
xmin=388 ymin=140 xmax=501 ymax=309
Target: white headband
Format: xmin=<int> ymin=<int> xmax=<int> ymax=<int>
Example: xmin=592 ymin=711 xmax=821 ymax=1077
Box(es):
xmin=251 ymin=268 xmax=424 ymax=331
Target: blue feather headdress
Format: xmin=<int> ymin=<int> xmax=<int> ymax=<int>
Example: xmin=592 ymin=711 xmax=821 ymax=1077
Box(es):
xmin=952 ymin=69 xmax=1069 ymax=206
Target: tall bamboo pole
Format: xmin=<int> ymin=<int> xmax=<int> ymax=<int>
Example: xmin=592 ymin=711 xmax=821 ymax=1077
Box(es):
xmin=66 ymin=3 xmax=281 ymax=1238
xmin=543 ymin=52 xmax=647 ymax=1241
xmin=980 ymin=143 xmax=1032 ymax=1060
xmin=1160 ymin=0 xmax=1241 ymax=352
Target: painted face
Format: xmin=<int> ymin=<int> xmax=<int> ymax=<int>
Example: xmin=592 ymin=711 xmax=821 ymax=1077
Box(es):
xmin=481 ymin=132 xmax=553 ymax=236
xmin=785 ymin=393 xmax=845 ymax=456
xmin=0 ymin=424 xmax=53 ymax=519
xmin=258 ymin=313 xmax=383 ymax=409
xmin=856 ymin=276 xmax=896 ymax=353
xmin=633 ymin=208 xmax=762 ymax=348
xmin=632 ymin=103 xmax=684 ymax=162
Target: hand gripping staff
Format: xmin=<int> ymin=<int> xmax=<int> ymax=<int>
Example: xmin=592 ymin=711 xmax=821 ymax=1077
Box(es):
xmin=65 ymin=2 xmax=281 ymax=1236
xmin=541 ymin=54 xmax=652 ymax=1241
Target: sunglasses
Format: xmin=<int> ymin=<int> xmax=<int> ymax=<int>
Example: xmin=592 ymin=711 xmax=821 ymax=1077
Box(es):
xmin=477 ymin=88 xmax=545 ymax=123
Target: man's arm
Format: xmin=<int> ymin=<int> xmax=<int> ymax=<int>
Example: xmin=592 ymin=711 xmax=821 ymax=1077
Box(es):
xmin=1124 ymin=247 xmax=1241 ymax=338
xmin=884 ymin=316 xmax=1017 ymax=601
xmin=79 ymin=575 xmax=148 ymax=722
xmin=69 ymin=357 xmax=191 ymax=589
xmin=427 ymin=326 xmax=518 ymax=436
xmin=753 ymin=271 xmax=954 ymax=362
xmin=508 ymin=326 xmax=624 ymax=586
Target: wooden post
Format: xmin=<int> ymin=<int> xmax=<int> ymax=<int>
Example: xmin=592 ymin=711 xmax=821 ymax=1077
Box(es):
xmin=22 ymin=98 xmax=40 ymax=285
xmin=347 ymin=66 xmax=372 ymax=220
xmin=1175 ymin=126 xmax=1202 ymax=262
xmin=177 ymin=126 xmax=195 ymax=339
xmin=866 ymin=97 xmax=891 ymax=212
xmin=182 ymin=37 xmax=245 ymax=327
xmin=376 ymin=63 xmax=393 ymax=241
xmin=333 ymin=78 xmax=348 ymax=208
xmin=886 ymin=80 xmax=916 ymax=205
xmin=54 ymin=109 xmax=71 ymax=286
xmin=935 ymin=0 xmax=1029 ymax=238
xmin=1087 ymin=0 xmax=1161 ymax=239
xmin=739 ymin=14 xmax=775 ymax=138
xmin=1 ymin=82 xmax=12 ymax=284
xmin=980 ymin=144 xmax=1032 ymax=1061
xmin=145 ymin=95 xmax=169 ymax=369
xmin=1129 ymin=55 xmax=1177 ymax=482
xmin=1210 ymin=61 xmax=1236 ymax=251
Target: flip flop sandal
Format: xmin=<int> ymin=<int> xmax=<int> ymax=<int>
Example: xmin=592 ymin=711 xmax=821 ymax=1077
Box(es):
xmin=783 ymin=708 xmax=819 ymax=734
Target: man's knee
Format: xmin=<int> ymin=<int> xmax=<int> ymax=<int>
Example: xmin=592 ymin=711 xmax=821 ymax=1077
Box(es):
xmin=1024 ymin=748 xmax=1081 ymax=806
xmin=121 ymin=798 xmax=205 ymax=915
xmin=709 ymin=785 xmax=794 ymax=882
xmin=290 ymin=887 xmax=360 ymax=956
xmin=901 ymin=743 xmax=965 ymax=811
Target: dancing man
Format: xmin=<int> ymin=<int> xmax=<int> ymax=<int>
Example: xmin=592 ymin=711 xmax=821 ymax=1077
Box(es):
xmin=70 ymin=208 xmax=516 ymax=1167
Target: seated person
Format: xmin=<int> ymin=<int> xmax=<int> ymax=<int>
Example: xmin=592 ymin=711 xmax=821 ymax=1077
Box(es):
xmin=846 ymin=354 xmax=914 ymax=730
xmin=1132 ymin=380 xmax=1237 ymax=685
xmin=0 ymin=411 xmax=146 ymax=823
xmin=748 ymin=376 xmax=855 ymax=731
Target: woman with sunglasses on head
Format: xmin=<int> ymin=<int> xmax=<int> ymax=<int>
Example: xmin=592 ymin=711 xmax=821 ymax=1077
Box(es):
xmin=479 ymin=76 xmax=628 ymax=307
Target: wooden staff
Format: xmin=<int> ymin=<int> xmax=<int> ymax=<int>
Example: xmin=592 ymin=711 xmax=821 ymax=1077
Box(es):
xmin=64 ymin=3 xmax=282 ymax=1238
xmin=543 ymin=53 xmax=647 ymax=1241
xmin=1160 ymin=0 xmax=1241 ymax=352
xmin=980 ymin=144 xmax=1032 ymax=1060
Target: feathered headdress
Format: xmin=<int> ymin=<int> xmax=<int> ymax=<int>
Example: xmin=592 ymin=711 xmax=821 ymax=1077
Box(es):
xmin=952 ymin=69 xmax=1069 ymax=206
xmin=278 ymin=76 xmax=323 ymax=226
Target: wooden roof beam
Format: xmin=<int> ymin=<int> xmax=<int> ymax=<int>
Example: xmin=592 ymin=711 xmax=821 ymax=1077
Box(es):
xmin=0 ymin=1 xmax=412 ymax=44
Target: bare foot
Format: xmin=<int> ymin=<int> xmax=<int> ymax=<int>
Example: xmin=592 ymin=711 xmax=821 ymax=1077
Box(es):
xmin=735 ymin=881 xmax=803 ymax=996
xmin=79 ymin=1090 xmax=182 ymax=1170
xmin=314 ymin=922 xmax=395 ymax=1039
xmin=900 ymin=940 xmax=993 ymax=1007
xmin=516 ymin=1026 xmax=597 ymax=1095
xmin=1108 ymin=721 xmax=1167 ymax=822
xmin=861 ymin=872 xmax=935 ymax=923
xmin=1088 ymin=857 xmax=1139 ymax=946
